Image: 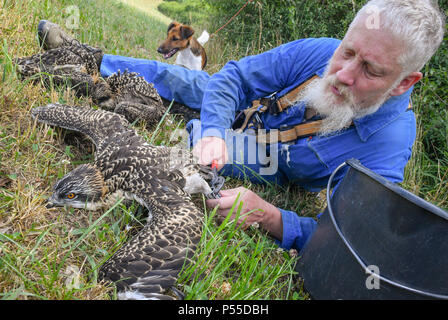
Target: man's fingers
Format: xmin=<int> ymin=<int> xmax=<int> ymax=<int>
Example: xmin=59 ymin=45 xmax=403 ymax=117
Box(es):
xmin=206 ymin=195 xmax=237 ymax=210
xmin=205 ymin=197 xmax=220 ymax=208
xmin=218 ymin=187 xmax=247 ymax=198
xmin=216 ymin=209 xmax=236 ymax=222
xmin=192 ymin=136 xmax=228 ymax=168
xmin=206 ymin=187 xmax=249 ymax=211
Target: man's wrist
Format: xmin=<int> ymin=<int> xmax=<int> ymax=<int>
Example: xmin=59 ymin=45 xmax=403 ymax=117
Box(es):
xmin=259 ymin=204 xmax=283 ymax=240
xmin=200 ymin=124 xmax=228 ymax=141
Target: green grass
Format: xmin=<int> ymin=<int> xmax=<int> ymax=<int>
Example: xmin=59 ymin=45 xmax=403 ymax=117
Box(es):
xmin=178 ymin=198 xmax=293 ymax=300
xmin=118 ymin=0 xmax=172 ymax=25
xmin=0 ymin=0 xmax=311 ymax=300
xmin=1 ymin=0 xmax=446 ymax=301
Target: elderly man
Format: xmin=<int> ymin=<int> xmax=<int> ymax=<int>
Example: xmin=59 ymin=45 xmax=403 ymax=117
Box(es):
xmin=193 ymin=0 xmax=445 ymax=249
xmin=39 ymin=0 xmax=445 ymax=251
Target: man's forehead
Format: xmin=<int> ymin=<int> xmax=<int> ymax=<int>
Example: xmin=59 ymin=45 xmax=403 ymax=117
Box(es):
xmin=341 ymin=20 xmax=404 ymax=72
xmin=341 ymin=38 xmax=386 ymax=70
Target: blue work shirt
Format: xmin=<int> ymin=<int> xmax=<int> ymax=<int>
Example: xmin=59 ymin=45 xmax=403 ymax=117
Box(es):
xmin=100 ymin=38 xmax=416 ymax=251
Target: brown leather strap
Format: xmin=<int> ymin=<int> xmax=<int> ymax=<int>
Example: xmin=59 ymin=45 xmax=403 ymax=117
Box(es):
xmin=257 ymin=102 xmax=413 ymax=144
xmin=260 ymin=75 xmax=319 ymax=113
xmin=234 ymin=74 xmax=319 ymax=133
xmin=234 ymin=103 xmax=267 ymax=133
xmin=257 ymin=120 xmax=324 ymax=144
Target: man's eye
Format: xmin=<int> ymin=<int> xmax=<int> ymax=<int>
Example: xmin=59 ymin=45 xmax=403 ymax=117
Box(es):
xmin=66 ymin=193 xmax=76 ymax=199
xmin=342 ymin=50 xmax=354 ymax=58
xmin=365 ymin=65 xmax=380 ymax=78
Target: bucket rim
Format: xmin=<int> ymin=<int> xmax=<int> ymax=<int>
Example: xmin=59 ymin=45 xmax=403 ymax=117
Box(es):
xmin=326 ymin=159 xmax=448 ymax=299
xmin=345 ymin=159 xmax=448 ymax=221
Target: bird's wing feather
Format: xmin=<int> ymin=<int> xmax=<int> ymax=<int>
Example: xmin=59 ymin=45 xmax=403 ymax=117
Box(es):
xmin=31 ymin=103 xmax=136 ymax=153
xmin=15 ymin=45 xmax=98 ymax=76
xmin=98 ymin=177 xmax=203 ymax=300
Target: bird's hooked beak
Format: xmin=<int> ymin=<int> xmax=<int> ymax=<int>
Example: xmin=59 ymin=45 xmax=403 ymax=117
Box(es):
xmin=45 ymin=194 xmax=60 ymax=209
xmin=45 ymin=199 xmax=56 ymax=209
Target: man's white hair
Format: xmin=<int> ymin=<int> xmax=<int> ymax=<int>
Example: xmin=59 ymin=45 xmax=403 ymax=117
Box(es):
xmin=351 ymin=0 xmax=445 ymax=74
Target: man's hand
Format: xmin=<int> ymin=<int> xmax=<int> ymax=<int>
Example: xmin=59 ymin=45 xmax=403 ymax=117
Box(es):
xmin=206 ymin=187 xmax=283 ymax=240
xmin=192 ymin=136 xmax=228 ymax=170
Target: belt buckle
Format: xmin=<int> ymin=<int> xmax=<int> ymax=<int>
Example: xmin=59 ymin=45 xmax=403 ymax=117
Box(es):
xmin=268 ymin=94 xmax=280 ymax=115
xmin=231 ymin=110 xmax=246 ymax=130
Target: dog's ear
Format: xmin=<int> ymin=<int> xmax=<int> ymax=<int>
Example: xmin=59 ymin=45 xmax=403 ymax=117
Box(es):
xmin=167 ymin=21 xmax=179 ymax=33
xmin=180 ymin=25 xmax=195 ymax=39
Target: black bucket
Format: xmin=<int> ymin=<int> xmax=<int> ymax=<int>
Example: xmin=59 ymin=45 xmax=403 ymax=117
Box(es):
xmin=295 ymin=159 xmax=448 ymax=300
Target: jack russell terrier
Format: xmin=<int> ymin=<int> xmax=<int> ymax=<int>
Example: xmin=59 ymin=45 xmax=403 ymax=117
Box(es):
xmin=157 ymin=21 xmax=209 ymax=71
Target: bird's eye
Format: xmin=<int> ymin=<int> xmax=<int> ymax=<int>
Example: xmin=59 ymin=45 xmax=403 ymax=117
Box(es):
xmin=66 ymin=193 xmax=76 ymax=199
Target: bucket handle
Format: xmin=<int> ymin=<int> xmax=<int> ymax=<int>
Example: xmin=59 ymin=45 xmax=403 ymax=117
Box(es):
xmin=326 ymin=161 xmax=448 ymax=300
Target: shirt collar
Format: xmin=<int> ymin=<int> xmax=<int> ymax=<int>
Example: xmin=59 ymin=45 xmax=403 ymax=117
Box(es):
xmin=353 ymin=88 xmax=413 ymax=142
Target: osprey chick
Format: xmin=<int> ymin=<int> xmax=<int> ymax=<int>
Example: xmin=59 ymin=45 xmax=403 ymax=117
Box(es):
xmin=31 ymin=103 xmax=219 ymax=299
xmin=15 ymin=44 xmax=110 ymax=102
xmin=100 ymin=70 xmax=166 ymax=126
xmin=15 ymin=46 xmax=166 ymax=127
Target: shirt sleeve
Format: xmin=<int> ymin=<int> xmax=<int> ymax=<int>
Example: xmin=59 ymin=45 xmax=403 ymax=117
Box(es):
xmin=275 ymin=177 xmax=342 ymax=251
xmin=199 ymin=40 xmax=304 ymax=139
xmin=275 ymin=208 xmax=318 ymax=251
xmin=199 ymin=38 xmax=341 ymax=139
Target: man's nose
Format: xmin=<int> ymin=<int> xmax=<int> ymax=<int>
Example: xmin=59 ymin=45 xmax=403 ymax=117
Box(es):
xmin=336 ymin=61 xmax=356 ymax=87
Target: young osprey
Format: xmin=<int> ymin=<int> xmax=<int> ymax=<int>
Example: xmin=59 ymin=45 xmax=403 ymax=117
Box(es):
xmin=15 ymin=46 xmax=168 ymax=126
xmin=19 ymin=19 xmax=200 ymax=123
xmin=15 ymin=44 xmax=107 ymax=99
xmin=31 ymin=103 xmax=218 ymax=299
xmin=98 ymin=69 xmax=166 ymax=126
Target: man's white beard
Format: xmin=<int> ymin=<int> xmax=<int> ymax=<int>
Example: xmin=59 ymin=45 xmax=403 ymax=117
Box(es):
xmin=300 ymin=70 xmax=395 ymax=136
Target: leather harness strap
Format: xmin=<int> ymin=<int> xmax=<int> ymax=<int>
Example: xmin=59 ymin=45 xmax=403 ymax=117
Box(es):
xmin=256 ymin=119 xmax=325 ymax=144
xmin=259 ymin=75 xmax=320 ymax=114
xmin=234 ymin=74 xmax=323 ymax=139
xmin=255 ymin=103 xmax=413 ymax=145
xmin=233 ymin=74 xmax=413 ymax=144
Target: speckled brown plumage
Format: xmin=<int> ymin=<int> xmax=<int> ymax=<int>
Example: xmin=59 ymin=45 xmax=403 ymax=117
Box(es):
xmin=99 ymin=70 xmax=166 ymax=126
xmin=15 ymin=45 xmax=199 ymax=124
xmin=15 ymin=46 xmax=167 ymax=126
xmin=15 ymin=44 xmax=110 ymax=101
xmin=30 ymin=103 xmax=214 ymax=299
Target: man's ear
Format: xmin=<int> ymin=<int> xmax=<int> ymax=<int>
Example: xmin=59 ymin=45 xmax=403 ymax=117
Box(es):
xmin=390 ymin=72 xmax=423 ymax=96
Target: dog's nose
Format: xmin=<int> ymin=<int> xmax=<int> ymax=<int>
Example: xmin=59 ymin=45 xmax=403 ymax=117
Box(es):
xmin=157 ymin=46 xmax=163 ymax=54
